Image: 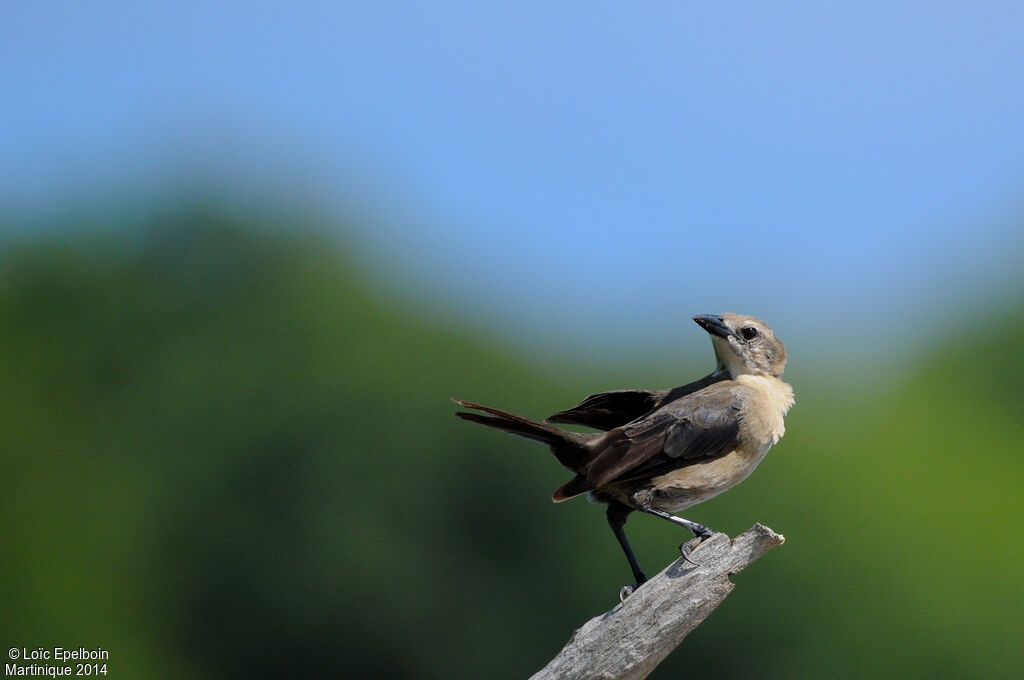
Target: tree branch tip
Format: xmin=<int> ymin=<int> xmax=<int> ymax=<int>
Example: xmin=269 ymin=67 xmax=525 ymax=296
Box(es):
xmin=746 ymin=522 xmax=785 ymax=546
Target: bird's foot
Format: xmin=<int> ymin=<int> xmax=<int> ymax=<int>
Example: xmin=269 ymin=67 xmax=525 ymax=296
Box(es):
xmin=619 ymin=582 xmax=644 ymax=602
xmin=678 ymin=528 xmax=713 ymax=566
xmin=691 ymin=522 xmax=714 ymax=540
xmin=678 ymin=538 xmax=702 ymax=566
xmin=618 ymin=573 xmax=647 ymax=602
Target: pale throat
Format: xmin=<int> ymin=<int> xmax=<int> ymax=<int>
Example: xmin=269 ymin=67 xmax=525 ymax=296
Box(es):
xmin=735 ymin=373 xmax=795 ymax=444
xmin=711 ymin=337 xmax=750 ymax=378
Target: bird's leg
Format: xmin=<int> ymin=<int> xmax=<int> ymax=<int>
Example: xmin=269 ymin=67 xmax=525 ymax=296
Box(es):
xmin=606 ymin=502 xmax=647 ymax=600
xmin=640 ymin=508 xmax=714 ymax=566
xmin=641 ymin=507 xmax=714 ymax=537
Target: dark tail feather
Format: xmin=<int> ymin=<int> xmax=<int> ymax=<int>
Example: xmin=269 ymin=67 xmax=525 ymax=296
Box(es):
xmin=453 ymin=398 xmax=589 ymax=470
xmin=552 ymin=475 xmax=593 ymax=502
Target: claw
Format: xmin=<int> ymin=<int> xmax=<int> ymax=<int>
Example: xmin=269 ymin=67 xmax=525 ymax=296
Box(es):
xmin=619 ymin=584 xmax=636 ymax=602
xmin=679 ymin=537 xmax=704 ymax=566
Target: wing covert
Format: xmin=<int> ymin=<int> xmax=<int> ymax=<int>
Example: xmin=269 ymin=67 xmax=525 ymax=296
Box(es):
xmin=585 ymin=384 xmax=746 ymax=488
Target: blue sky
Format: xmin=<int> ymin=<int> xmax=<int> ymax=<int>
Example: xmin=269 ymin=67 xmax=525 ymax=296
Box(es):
xmin=2 ymin=2 xmax=1023 ymax=360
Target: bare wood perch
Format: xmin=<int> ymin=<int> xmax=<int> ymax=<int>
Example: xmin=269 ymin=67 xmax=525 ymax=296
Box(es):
xmin=530 ymin=524 xmax=784 ymax=680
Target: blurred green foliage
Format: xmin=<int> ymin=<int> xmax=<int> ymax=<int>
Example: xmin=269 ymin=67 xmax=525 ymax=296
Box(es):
xmin=1 ymin=205 xmax=1021 ymax=679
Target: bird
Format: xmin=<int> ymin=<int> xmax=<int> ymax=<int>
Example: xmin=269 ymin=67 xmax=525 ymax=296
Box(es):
xmin=454 ymin=313 xmax=794 ymax=595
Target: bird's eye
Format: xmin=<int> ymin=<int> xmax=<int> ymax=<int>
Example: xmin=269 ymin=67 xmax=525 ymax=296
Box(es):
xmin=741 ymin=327 xmax=758 ymax=340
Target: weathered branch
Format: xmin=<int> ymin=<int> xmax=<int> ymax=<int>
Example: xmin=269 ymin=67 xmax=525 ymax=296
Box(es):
xmin=530 ymin=524 xmax=784 ymax=680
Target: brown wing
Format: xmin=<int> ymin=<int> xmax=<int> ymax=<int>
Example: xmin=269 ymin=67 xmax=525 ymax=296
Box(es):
xmin=546 ymin=389 xmax=668 ymax=430
xmin=546 ymin=370 xmax=728 ymax=431
xmin=584 ymin=382 xmax=747 ymax=489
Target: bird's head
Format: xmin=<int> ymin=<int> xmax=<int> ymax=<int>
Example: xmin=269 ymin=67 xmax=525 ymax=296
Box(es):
xmin=693 ymin=313 xmax=787 ymax=378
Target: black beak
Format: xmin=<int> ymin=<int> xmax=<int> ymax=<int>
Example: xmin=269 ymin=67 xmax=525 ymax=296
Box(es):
xmin=693 ymin=314 xmax=732 ymax=339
